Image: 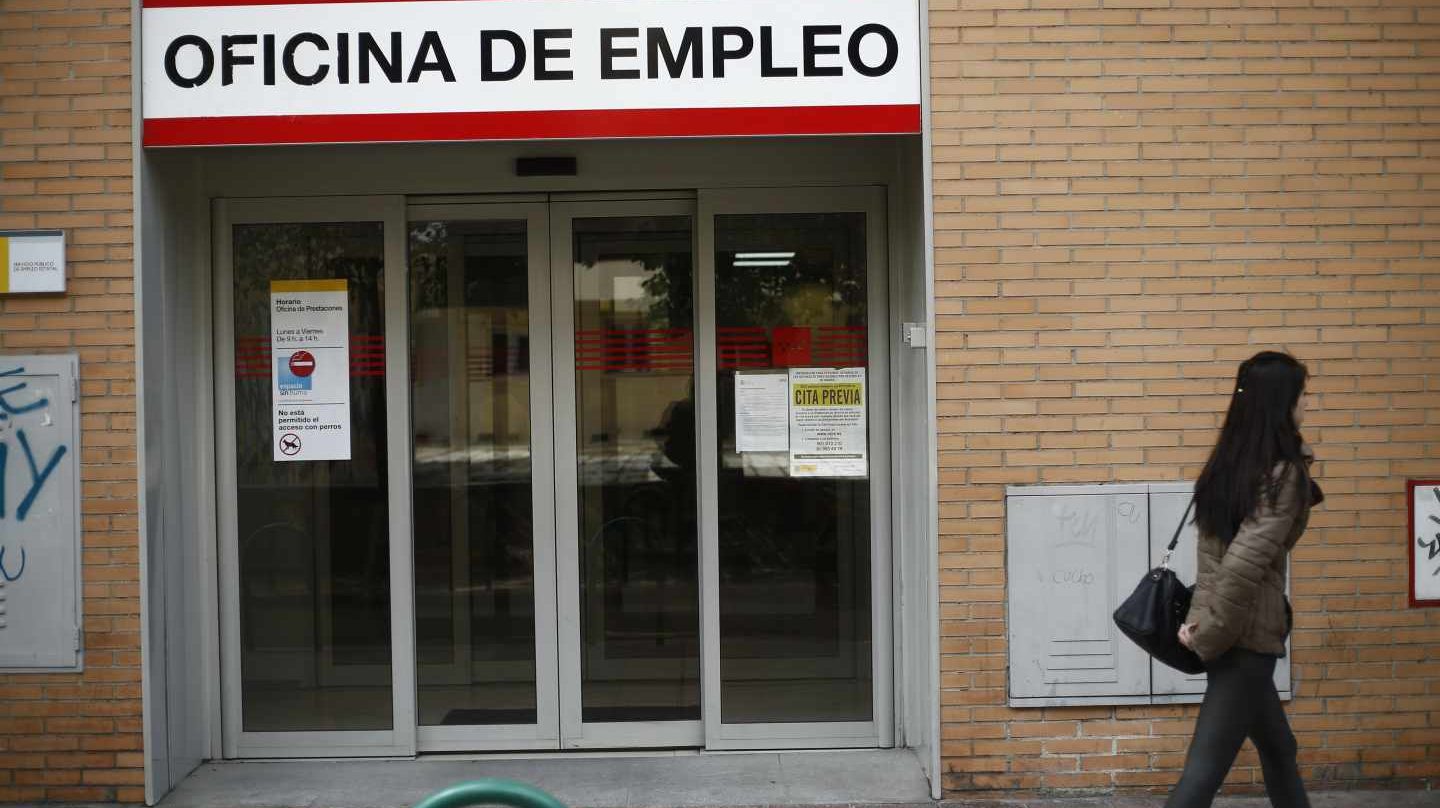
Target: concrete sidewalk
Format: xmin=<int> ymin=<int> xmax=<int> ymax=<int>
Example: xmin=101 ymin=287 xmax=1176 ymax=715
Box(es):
xmin=157 ymin=752 xmax=933 ymax=808
xmin=944 ymin=792 xmax=1438 ymax=807
xmin=152 ymin=754 xmax=1435 ymax=808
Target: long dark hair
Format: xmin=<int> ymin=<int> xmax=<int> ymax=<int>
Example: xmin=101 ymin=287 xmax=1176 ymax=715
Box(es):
xmin=1194 ymin=351 xmax=1309 ymax=544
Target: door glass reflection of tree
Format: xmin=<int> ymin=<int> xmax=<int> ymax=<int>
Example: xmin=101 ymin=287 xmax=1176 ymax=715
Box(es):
xmin=713 ymin=213 xmax=872 ymax=724
xmin=572 ymin=216 xmax=700 ymax=722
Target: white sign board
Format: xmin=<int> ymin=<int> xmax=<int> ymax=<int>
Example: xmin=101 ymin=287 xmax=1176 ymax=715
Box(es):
xmin=735 ymin=372 xmax=789 ymax=454
xmin=788 ymin=367 xmax=867 ymax=478
xmin=1412 ymin=480 xmax=1440 ymax=607
xmin=271 ymin=280 xmax=352 ymax=462
xmin=0 ymin=231 xmax=65 ymax=295
xmin=140 ymin=0 xmax=922 ymax=146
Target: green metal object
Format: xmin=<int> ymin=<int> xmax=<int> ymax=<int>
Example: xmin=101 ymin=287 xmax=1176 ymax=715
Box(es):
xmin=413 ymin=779 xmax=571 ymax=808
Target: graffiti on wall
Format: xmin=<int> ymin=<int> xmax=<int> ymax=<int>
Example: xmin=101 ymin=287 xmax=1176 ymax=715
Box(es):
xmin=0 ymin=366 xmax=70 ymax=583
xmin=1419 ymin=486 xmax=1440 ymax=576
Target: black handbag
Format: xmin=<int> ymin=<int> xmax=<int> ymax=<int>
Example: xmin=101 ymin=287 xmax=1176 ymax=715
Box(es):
xmin=1113 ymin=498 xmax=1206 ymax=675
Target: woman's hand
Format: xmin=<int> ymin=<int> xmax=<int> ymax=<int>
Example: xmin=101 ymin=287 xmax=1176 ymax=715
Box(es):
xmin=1178 ymin=623 xmax=1197 ymax=650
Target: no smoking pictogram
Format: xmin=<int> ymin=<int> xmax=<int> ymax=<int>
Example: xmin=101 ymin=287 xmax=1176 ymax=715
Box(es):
xmin=279 ymin=433 xmax=302 ymax=456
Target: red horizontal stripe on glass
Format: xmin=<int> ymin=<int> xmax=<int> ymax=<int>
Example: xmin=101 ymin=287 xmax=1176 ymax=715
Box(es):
xmin=577 ymin=351 xmax=693 ymax=359
xmin=576 ymin=366 xmax=694 ymax=372
xmin=576 ymin=329 xmax=690 ymax=335
xmin=144 ymin=105 xmax=922 ymax=147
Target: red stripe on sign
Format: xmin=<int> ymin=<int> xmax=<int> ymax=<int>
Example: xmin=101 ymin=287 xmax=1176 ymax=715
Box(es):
xmin=143 ymin=105 xmax=922 ymax=147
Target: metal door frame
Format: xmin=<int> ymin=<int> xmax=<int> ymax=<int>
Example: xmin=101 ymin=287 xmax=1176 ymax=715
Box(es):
xmin=549 ymin=197 xmax=706 ymax=750
xmin=214 ymin=189 xmax=895 ymax=757
xmin=213 ymin=196 xmax=416 ymax=759
xmin=407 ymin=202 xmax=562 ymax=752
xmin=696 ymin=186 xmax=895 ymax=750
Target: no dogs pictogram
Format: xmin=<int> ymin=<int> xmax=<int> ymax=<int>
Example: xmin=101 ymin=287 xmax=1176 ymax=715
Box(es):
xmin=279 ymin=433 xmax=302 ymax=456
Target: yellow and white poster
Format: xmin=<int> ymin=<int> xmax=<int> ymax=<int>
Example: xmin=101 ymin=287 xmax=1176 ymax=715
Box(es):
xmin=788 ymin=367 xmax=867 ymax=478
xmin=0 ymin=230 xmax=65 ymax=294
xmin=271 ymin=279 xmax=351 ymax=462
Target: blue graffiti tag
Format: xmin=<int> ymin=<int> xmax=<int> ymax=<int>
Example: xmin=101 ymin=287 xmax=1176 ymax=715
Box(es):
xmin=0 ymin=427 xmax=70 ymax=523
xmin=15 ymin=430 xmax=66 ymax=522
xmin=0 ymin=367 xmax=70 ymax=585
xmin=0 ymin=367 xmax=49 ymax=420
xmin=0 ymin=545 xmax=24 ymax=582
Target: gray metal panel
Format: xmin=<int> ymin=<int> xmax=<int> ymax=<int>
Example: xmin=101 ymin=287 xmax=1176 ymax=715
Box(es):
xmin=1149 ymin=484 xmax=1290 ymax=700
xmin=890 ymin=137 xmax=938 ymax=795
xmin=1007 ymin=490 xmax=1150 ymax=703
xmin=0 ymin=354 xmax=82 ymax=670
xmin=1007 ymin=483 xmax=1148 ymax=498
xmin=1011 ymin=694 xmax=1155 ymax=709
xmin=1148 ymin=486 xmax=1208 ymax=698
xmin=140 ymin=152 xmax=214 ymax=805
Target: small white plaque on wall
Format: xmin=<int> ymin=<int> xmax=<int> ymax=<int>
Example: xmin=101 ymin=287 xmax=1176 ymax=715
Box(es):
xmin=0 ymin=230 xmax=65 ymax=295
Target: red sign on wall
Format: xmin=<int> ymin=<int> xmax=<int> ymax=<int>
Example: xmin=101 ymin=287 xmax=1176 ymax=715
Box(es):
xmin=771 ymin=326 xmax=813 ymax=367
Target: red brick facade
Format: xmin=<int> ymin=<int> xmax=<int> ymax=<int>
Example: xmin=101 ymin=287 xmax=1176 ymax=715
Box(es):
xmin=931 ymin=0 xmax=1440 ymax=795
xmin=0 ymin=0 xmax=143 ymax=799
xmin=2 ymin=0 xmax=1438 ymax=801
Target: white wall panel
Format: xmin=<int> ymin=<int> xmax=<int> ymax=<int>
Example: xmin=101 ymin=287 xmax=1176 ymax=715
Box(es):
xmin=0 ymin=355 xmax=81 ymax=671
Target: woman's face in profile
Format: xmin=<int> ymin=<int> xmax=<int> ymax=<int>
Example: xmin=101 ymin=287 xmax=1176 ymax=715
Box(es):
xmin=1293 ymin=388 xmax=1310 ymax=428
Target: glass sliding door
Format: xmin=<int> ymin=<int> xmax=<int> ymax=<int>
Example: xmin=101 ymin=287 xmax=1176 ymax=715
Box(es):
xmin=215 ymin=197 xmax=415 ymax=758
xmin=217 ymin=191 xmax=892 ymax=757
xmin=407 ymin=204 xmax=559 ymax=751
xmin=697 ymin=187 xmax=892 ymax=749
xmin=551 ymin=201 xmax=703 ymax=748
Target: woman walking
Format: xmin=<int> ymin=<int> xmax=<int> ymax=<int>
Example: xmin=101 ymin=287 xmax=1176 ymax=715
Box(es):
xmin=1168 ymin=351 xmax=1321 ymax=808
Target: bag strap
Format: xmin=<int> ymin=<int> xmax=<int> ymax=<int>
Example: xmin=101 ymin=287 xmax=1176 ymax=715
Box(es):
xmin=1161 ymin=497 xmax=1195 ymax=570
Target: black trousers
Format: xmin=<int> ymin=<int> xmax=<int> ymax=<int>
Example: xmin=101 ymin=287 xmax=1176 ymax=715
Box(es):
xmin=1166 ymin=648 xmax=1311 ymax=808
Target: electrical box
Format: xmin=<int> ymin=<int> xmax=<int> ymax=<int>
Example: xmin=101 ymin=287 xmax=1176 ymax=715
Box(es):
xmin=1007 ymin=482 xmax=1290 ymax=707
xmin=0 ymin=354 xmax=82 ymax=670
xmin=1006 ymin=484 xmax=1151 ymax=705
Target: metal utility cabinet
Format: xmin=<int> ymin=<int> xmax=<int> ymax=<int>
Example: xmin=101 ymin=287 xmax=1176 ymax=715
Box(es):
xmin=0 ymin=354 xmax=82 ymax=670
xmin=1005 ymin=483 xmax=1290 ymax=708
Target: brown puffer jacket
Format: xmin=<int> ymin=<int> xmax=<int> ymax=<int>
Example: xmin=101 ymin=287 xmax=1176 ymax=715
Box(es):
xmin=1185 ymin=448 xmax=1315 ymax=663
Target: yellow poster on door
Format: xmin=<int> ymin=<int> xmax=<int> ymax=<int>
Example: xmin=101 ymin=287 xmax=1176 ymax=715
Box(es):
xmin=788 ymin=367 xmax=868 ymax=478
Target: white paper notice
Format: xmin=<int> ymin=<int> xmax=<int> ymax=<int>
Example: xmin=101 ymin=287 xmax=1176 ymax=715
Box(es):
xmin=271 ymin=279 xmax=351 ymax=462
xmin=788 ymin=367 xmax=867 ymax=478
xmin=735 ymin=372 xmax=790 ymax=453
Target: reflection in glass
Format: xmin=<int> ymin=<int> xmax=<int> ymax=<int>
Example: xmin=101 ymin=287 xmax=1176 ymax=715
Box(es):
xmin=714 ymin=213 xmax=872 ymax=724
xmin=233 ymin=222 xmax=392 ymax=732
xmin=572 ymin=215 xmax=701 ymax=723
xmin=410 ymin=220 xmax=539 ymax=726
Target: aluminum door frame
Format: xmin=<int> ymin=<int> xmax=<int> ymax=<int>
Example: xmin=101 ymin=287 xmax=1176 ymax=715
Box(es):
xmin=549 ymin=198 xmax=706 ymax=750
xmin=214 ymin=196 xmax=416 ymax=759
xmin=696 ymin=186 xmax=895 ymax=750
xmin=406 ymin=201 xmax=563 ymax=752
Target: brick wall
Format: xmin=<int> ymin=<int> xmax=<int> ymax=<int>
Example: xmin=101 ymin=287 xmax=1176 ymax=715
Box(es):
xmin=930 ymin=0 xmax=1440 ymax=797
xmin=0 ymin=0 xmax=141 ymax=800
